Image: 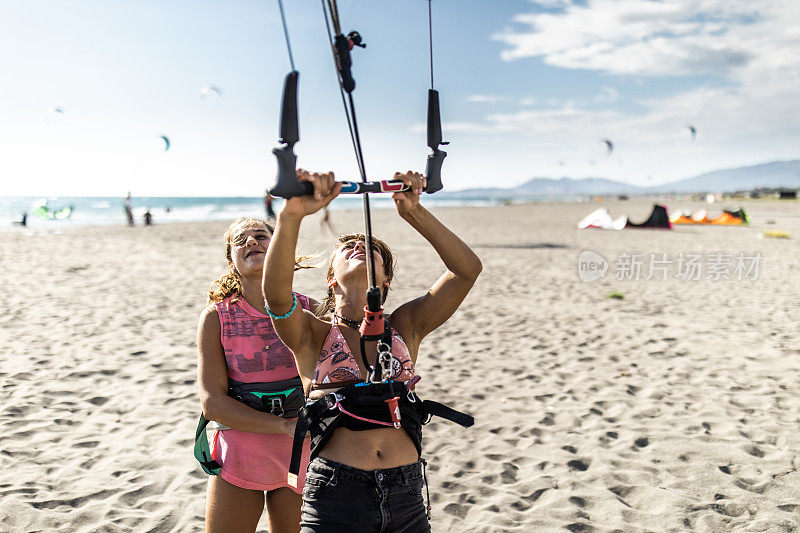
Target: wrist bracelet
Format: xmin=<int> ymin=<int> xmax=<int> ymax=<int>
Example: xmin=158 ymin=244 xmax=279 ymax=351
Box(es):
xmin=266 ymin=293 xmax=297 ymax=320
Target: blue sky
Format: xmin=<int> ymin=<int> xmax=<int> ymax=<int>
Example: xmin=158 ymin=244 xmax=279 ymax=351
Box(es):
xmin=1 ymin=0 xmax=798 ymax=196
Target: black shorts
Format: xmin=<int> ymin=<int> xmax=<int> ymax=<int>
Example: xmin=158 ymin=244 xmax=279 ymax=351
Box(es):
xmin=300 ymin=456 xmax=431 ymax=533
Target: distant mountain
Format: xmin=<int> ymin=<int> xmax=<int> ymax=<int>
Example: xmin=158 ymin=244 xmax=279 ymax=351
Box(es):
xmin=445 ymin=160 xmax=800 ymax=198
xmin=447 ymin=177 xmax=645 ymax=198
xmin=649 ymin=160 xmax=800 ymax=193
xmin=516 ymin=177 xmax=645 ymax=196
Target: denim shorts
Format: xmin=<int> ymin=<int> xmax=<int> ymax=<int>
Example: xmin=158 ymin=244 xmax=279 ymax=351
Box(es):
xmin=300 ymin=456 xmax=431 ymax=533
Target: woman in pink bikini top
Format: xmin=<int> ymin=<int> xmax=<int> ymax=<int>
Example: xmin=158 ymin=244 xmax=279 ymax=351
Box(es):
xmin=311 ymin=315 xmax=415 ymax=392
xmin=263 ymin=169 xmax=483 ymax=531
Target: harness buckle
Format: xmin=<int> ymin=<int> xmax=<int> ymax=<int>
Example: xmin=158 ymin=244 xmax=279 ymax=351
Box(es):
xmin=269 ymin=397 xmax=284 ymax=416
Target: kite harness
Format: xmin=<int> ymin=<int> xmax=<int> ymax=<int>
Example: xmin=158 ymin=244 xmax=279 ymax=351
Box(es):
xmin=287 ymin=379 xmax=474 ymax=489
xmin=270 ymin=0 xmax=473 ymax=493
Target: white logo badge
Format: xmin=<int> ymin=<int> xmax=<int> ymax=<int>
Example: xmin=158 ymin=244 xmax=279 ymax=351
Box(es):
xmin=578 ymin=250 xmax=608 ymax=282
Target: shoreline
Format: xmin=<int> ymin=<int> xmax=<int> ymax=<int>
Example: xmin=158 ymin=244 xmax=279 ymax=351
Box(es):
xmin=3 ymin=196 xmax=797 ymax=234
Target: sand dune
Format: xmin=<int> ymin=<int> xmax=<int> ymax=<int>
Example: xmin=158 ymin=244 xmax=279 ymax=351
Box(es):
xmin=1 ymin=199 xmax=798 ymax=531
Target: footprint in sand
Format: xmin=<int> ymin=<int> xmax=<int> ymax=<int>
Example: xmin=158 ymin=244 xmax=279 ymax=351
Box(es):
xmin=734 ymin=477 xmax=770 ymax=494
xmin=510 ymin=499 xmax=532 ymax=512
xmin=443 ymin=503 xmax=466 ymax=517
xmin=565 ymin=522 xmax=593 ymax=532
xmin=743 ymin=445 xmax=764 ymax=458
xmin=87 ymin=396 xmax=109 ymax=406
xmin=500 ymin=463 xmax=518 ymax=484
xmin=609 ymin=485 xmax=634 ymax=498
xmin=523 ymin=488 xmax=549 ymax=502
xmin=778 ymin=503 xmax=800 ymax=513
xmin=72 ymin=440 xmax=100 ymax=449
xmin=568 ymin=459 xmax=590 ymax=471
xmin=570 ymin=496 xmax=589 ymax=508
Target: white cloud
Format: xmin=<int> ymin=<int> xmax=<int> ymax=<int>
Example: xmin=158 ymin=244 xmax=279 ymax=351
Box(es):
xmin=495 ymin=1 xmax=800 ymax=80
xmin=529 ymin=0 xmax=571 ymax=9
xmin=429 ymin=73 xmax=800 ymax=187
xmin=595 ymin=87 xmax=619 ymax=103
xmin=466 ymin=94 xmax=539 ymax=106
xmin=441 ymin=1 xmax=800 ymax=187
xmin=411 ymin=121 xmax=494 ymax=135
xmin=466 ymin=94 xmax=513 ymax=104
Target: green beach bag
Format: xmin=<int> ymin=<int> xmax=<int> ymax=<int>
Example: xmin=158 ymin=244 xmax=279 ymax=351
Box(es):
xmin=193 ymin=414 xmax=222 ymax=476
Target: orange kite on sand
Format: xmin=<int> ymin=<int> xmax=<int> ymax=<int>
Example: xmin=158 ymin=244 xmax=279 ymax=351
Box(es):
xmin=671 ymin=208 xmax=748 ymax=225
xmin=709 ymin=212 xmax=747 ymax=225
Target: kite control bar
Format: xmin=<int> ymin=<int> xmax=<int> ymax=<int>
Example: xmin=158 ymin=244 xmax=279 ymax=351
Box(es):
xmin=271 ymin=176 xmax=420 ymax=199
xmin=269 ymin=65 xmax=443 ymax=199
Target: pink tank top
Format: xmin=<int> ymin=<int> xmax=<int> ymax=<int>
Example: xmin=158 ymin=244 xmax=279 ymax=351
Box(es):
xmin=211 ymin=293 xmax=311 ymax=492
xmin=311 ymin=316 xmax=416 ymax=390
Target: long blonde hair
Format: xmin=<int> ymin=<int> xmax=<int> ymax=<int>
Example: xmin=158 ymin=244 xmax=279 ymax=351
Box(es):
xmin=206 ymin=217 xmax=314 ymax=306
xmin=316 ymin=233 xmax=395 ymax=315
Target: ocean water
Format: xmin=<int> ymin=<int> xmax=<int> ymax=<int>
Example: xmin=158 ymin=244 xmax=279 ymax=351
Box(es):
xmin=0 ymin=195 xmax=501 ymax=230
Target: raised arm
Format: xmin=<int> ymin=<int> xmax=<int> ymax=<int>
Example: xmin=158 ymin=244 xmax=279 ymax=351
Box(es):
xmin=262 ymin=171 xmax=340 ymax=372
xmin=390 ymin=172 xmax=483 ymax=347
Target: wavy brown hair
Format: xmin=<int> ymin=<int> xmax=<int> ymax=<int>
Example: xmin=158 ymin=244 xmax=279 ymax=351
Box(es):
xmin=206 ymin=217 xmax=314 ymax=306
xmin=316 ymin=233 xmax=395 ymax=315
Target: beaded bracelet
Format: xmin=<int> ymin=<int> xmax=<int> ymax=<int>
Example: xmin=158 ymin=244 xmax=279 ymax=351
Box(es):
xmin=266 ymin=293 xmax=297 ymax=320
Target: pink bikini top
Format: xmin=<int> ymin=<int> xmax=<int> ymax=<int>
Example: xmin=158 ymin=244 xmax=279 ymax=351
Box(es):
xmin=311 ymin=316 xmax=416 ymax=391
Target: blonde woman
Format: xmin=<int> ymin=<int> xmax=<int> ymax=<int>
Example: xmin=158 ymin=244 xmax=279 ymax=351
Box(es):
xmin=198 ymin=217 xmax=313 ymax=532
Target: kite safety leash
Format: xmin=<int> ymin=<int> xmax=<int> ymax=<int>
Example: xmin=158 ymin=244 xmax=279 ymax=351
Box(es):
xmin=332 ymin=393 xmax=401 ymax=429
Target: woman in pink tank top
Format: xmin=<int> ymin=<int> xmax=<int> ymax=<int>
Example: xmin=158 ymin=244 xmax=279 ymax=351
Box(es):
xmin=197 ymin=217 xmax=313 ymax=533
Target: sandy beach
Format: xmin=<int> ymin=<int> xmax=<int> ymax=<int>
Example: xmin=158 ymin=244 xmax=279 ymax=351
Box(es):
xmin=1 ymin=198 xmax=799 ymax=532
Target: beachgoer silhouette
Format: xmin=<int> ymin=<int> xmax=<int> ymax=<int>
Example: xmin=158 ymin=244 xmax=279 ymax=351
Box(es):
xmin=124 ymin=192 xmax=134 ymax=227
xmin=320 ymin=207 xmax=335 ymax=234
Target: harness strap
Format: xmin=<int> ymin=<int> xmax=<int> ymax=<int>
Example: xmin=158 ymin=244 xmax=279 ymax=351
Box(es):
xmin=288 ymin=410 xmax=311 ymax=487
xmin=421 ymin=400 xmax=474 ymax=427
xmin=358 ymin=321 xmax=394 ymax=382
xmin=288 ymin=394 xmax=340 ymax=485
